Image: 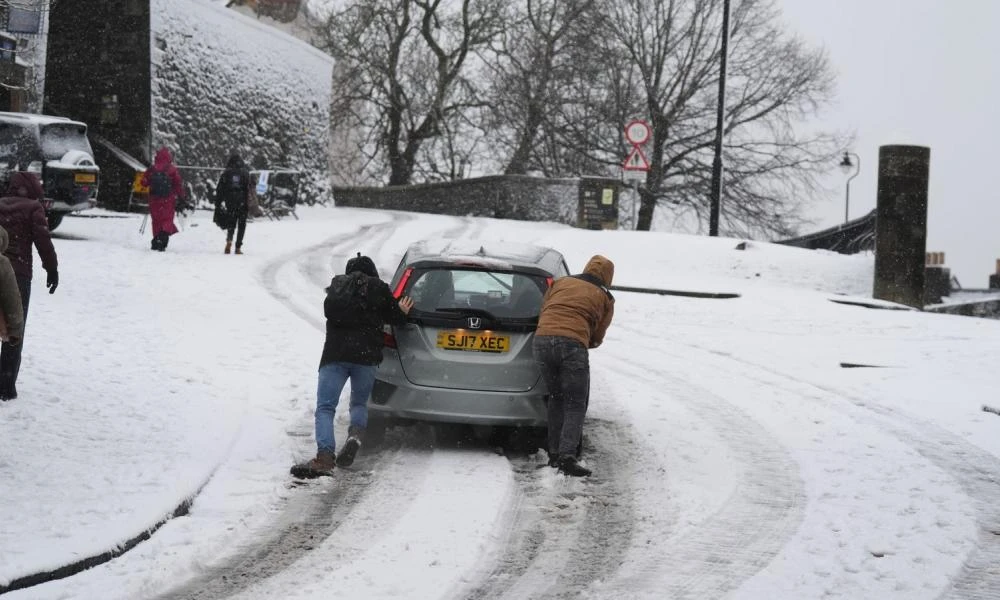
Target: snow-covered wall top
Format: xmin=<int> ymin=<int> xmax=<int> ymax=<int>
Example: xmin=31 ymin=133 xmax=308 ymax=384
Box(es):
xmin=151 ymin=0 xmax=333 ymax=202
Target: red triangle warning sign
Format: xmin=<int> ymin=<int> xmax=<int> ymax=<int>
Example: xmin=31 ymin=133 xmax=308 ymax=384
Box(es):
xmin=623 ymin=146 xmax=650 ymax=171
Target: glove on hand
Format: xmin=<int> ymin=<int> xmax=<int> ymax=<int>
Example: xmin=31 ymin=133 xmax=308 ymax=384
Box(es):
xmin=46 ymin=269 xmax=58 ymax=294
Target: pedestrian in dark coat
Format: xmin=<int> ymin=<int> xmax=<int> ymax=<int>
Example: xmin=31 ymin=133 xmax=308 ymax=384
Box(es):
xmin=140 ymin=147 xmax=185 ymax=251
xmin=532 ymin=255 xmax=615 ymax=477
xmin=292 ymin=253 xmax=414 ymax=478
xmin=0 ymin=226 xmax=24 ymax=350
xmin=213 ymin=153 xmax=253 ymax=255
xmin=0 ymin=171 xmax=58 ymax=400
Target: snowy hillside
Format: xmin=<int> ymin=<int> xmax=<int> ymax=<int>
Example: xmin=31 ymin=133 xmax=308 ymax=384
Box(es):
xmin=152 ymin=0 xmax=333 ymax=200
xmin=2 ymin=208 xmax=998 ymax=599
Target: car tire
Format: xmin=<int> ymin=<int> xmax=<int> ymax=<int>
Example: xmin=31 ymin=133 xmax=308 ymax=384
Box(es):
xmin=46 ymin=213 xmax=64 ymax=231
xmin=363 ymin=415 xmax=387 ymax=448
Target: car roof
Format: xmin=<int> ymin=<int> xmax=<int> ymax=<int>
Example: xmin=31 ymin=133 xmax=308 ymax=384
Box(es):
xmin=0 ymin=111 xmax=88 ymax=129
xmin=403 ymin=240 xmax=566 ymax=276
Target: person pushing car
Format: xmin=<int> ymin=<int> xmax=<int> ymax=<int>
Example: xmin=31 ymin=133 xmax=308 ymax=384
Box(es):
xmin=532 ymin=255 xmax=615 ymax=477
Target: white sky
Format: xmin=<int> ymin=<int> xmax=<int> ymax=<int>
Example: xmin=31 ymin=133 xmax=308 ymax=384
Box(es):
xmin=1 ymin=206 xmax=998 ymax=599
xmin=779 ymin=0 xmax=1000 ymax=287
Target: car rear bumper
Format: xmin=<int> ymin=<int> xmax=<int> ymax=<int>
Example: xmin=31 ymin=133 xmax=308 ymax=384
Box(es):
xmin=369 ymin=377 xmax=548 ymax=426
xmin=48 ymin=200 xmax=95 ymax=213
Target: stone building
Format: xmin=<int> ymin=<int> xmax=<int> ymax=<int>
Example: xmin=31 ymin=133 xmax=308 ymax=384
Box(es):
xmin=43 ymin=0 xmax=332 ymax=211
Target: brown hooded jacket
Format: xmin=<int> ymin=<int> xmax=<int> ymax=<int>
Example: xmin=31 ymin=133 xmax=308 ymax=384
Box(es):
xmin=535 ymin=255 xmax=615 ymax=348
xmin=0 ymin=225 xmax=24 ymax=343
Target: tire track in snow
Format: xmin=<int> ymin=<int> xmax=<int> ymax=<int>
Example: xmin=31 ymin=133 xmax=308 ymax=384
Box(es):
xmin=151 ymin=438 xmax=431 ymax=600
xmin=674 ymin=342 xmax=1000 ymax=599
xmin=459 ymin=418 xmax=638 ymax=600
xmin=595 ymin=350 xmax=807 ymax=599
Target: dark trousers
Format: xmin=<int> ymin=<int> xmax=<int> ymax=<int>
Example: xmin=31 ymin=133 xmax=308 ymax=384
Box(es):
xmin=532 ymin=335 xmax=590 ymax=457
xmin=226 ymin=212 xmax=247 ymax=247
xmin=0 ymin=276 xmax=31 ymax=397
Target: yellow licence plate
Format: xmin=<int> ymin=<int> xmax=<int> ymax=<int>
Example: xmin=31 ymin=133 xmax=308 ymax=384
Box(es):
xmin=74 ymin=173 xmax=96 ymax=184
xmin=436 ymin=330 xmax=510 ymax=353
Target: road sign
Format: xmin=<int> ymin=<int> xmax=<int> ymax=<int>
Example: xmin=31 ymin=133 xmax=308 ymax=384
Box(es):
xmin=622 ymin=146 xmax=650 ymax=171
xmin=622 ymin=168 xmax=645 ymax=182
xmin=624 ymin=119 xmax=651 ymax=145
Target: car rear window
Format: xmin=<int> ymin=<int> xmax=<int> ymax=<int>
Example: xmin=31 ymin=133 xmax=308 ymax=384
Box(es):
xmin=407 ymin=268 xmax=548 ymax=319
xmin=40 ymin=124 xmax=92 ymax=161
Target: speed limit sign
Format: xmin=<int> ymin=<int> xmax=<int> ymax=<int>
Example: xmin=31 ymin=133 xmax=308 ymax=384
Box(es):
xmin=624 ymin=120 xmax=651 ymax=145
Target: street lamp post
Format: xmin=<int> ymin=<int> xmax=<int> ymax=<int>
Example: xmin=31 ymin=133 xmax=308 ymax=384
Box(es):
xmin=839 ymin=151 xmax=860 ymax=224
xmin=708 ymin=0 xmax=731 ymax=237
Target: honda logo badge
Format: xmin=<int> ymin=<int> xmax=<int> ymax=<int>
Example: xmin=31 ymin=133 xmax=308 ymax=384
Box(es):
xmin=468 ymin=317 xmax=482 ymax=329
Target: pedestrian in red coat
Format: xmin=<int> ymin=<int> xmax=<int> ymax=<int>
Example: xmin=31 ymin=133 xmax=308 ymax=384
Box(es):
xmin=140 ymin=147 xmax=185 ymax=251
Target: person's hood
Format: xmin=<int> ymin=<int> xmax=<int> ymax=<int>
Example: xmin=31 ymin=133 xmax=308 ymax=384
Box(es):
xmin=226 ymin=153 xmax=245 ymax=170
xmin=345 ymin=253 xmax=379 ymax=278
xmin=583 ymin=255 xmax=614 ymax=286
xmin=5 ymin=171 xmax=44 ymax=200
xmin=153 ymin=147 xmax=173 ymax=169
xmin=0 ymin=225 xmax=8 ymax=254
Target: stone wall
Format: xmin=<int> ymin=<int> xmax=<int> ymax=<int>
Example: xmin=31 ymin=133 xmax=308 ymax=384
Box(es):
xmin=333 ymin=175 xmax=582 ymax=225
xmin=925 ymin=299 xmax=1000 ymax=320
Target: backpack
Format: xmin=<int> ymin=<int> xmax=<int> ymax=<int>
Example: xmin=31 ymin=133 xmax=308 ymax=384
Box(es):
xmin=220 ymin=171 xmax=246 ymax=211
xmin=325 ymin=272 xmax=374 ymax=326
xmin=149 ymin=170 xmax=172 ymax=197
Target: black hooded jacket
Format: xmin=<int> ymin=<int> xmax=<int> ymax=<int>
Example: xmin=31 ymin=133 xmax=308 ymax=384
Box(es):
xmin=319 ymin=255 xmax=408 ymax=367
xmin=215 ymin=154 xmax=250 ymax=216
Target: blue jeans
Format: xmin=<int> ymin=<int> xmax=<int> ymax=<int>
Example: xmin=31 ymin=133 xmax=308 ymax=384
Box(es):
xmin=315 ymin=361 xmax=377 ymax=455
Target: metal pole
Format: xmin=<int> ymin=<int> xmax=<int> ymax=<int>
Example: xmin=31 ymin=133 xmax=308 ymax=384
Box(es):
xmin=708 ymin=0 xmax=730 ymax=237
xmin=844 ymin=153 xmax=860 ymax=224
xmin=845 ymin=180 xmax=850 ymax=224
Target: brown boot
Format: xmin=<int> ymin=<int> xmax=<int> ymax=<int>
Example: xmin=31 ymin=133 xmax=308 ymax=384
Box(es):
xmin=224 ymin=240 xmax=232 ymax=254
xmin=235 ymin=246 xmax=243 ymax=255
xmin=290 ymin=451 xmax=336 ymax=479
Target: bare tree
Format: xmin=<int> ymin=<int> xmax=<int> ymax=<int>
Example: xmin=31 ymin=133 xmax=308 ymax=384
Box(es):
xmin=549 ymin=0 xmax=847 ymax=237
xmin=315 ymin=0 xmax=504 ymax=186
xmin=479 ymin=0 xmax=594 ymax=175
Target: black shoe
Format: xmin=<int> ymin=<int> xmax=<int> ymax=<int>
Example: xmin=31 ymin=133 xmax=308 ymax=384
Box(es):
xmin=336 ymin=436 xmax=362 ymax=467
xmin=547 ymin=453 xmax=560 ymax=467
xmin=556 ymin=456 xmax=591 ymax=477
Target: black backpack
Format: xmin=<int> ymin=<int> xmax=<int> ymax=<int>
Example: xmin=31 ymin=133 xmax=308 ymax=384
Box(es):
xmin=325 ymin=272 xmax=374 ymax=326
xmin=149 ymin=170 xmax=171 ymax=197
xmin=220 ymin=171 xmax=246 ymax=211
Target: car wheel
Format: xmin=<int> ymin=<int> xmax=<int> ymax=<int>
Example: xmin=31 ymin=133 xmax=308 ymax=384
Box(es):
xmin=363 ymin=415 xmax=387 ymax=448
xmin=46 ymin=213 xmax=64 ymax=231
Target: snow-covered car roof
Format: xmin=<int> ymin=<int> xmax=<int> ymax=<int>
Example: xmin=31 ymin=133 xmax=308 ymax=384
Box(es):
xmin=0 ymin=111 xmax=87 ymax=129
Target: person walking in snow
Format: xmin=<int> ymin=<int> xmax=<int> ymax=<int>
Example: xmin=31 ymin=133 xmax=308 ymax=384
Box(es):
xmin=0 ymin=226 xmax=24 ymax=351
xmin=140 ymin=146 xmax=185 ymax=251
xmin=213 ymin=153 xmax=257 ymax=255
xmin=0 ymin=171 xmax=58 ymax=401
xmin=292 ymin=253 xmax=414 ymax=478
xmin=532 ymin=255 xmax=615 ymax=477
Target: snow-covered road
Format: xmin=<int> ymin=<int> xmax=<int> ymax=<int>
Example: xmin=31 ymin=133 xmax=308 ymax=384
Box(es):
xmin=2 ymin=206 xmax=998 ymax=599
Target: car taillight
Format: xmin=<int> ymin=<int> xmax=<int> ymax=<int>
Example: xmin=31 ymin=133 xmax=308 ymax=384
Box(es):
xmin=383 ymin=324 xmax=397 ymax=349
xmin=393 ymin=267 xmax=413 ymax=299
xmin=546 ymin=276 xmax=553 ymax=288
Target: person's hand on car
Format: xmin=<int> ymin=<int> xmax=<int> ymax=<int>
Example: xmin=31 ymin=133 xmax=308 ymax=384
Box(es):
xmin=398 ymin=296 xmax=414 ymax=314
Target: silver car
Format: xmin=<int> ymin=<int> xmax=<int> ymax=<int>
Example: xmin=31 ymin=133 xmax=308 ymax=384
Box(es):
xmin=368 ymin=240 xmax=570 ymax=444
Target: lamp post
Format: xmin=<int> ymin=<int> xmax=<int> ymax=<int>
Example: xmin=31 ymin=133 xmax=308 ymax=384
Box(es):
xmin=708 ymin=0 xmax=731 ymax=237
xmin=839 ymin=151 xmax=860 ymax=224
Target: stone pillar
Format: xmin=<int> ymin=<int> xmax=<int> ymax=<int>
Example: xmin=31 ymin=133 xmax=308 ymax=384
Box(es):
xmin=873 ymin=145 xmax=930 ymax=308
